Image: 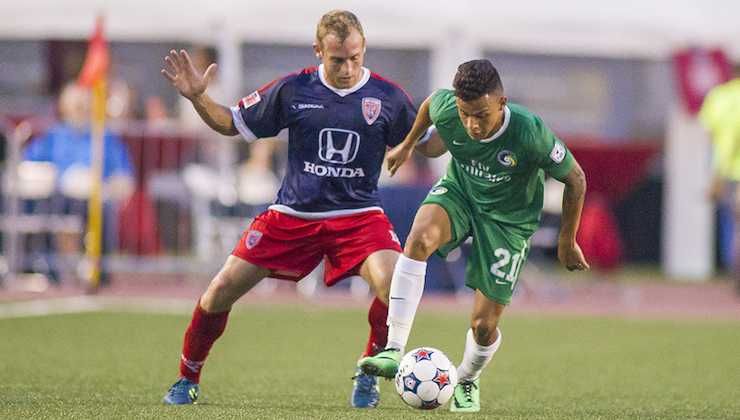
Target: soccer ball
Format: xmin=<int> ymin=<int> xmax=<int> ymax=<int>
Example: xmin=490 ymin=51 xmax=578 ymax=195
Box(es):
xmin=394 ymin=347 xmax=458 ymax=410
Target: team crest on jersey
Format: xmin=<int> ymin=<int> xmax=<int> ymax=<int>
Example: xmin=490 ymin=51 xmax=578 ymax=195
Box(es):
xmin=430 ymin=186 xmax=448 ymax=196
xmin=239 ymin=91 xmax=261 ymax=109
xmin=497 ymin=150 xmax=517 ymax=167
xmin=245 ymin=230 xmax=263 ymax=249
xmin=550 ymin=141 xmax=566 ymax=164
xmin=362 ymin=97 xmax=382 ymax=125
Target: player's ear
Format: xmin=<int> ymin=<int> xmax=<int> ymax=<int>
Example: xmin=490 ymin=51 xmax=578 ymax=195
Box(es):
xmin=499 ymin=95 xmax=508 ymax=109
xmin=313 ymin=42 xmax=322 ymax=59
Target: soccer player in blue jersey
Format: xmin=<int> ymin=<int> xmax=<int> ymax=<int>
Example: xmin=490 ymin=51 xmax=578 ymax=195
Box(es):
xmin=161 ymin=10 xmax=420 ymax=408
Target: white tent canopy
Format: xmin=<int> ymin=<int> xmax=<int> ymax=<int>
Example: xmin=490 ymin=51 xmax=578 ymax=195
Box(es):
xmin=2 ymin=0 xmax=739 ymax=60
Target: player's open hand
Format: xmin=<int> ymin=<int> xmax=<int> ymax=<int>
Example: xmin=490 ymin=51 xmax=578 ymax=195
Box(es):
xmin=557 ymin=240 xmax=590 ymax=271
xmin=386 ymin=143 xmax=414 ymax=176
xmin=161 ymin=50 xmax=217 ymax=101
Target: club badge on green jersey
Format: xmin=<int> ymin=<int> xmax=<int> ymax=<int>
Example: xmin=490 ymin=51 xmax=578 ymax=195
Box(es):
xmin=430 ymin=186 xmax=448 ymax=195
xmin=550 ymin=141 xmax=566 ymax=163
xmin=496 ymin=150 xmax=517 ymax=167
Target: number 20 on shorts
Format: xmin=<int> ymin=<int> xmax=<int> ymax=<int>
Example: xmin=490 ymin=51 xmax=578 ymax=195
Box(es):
xmin=490 ymin=244 xmax=527 ymax=290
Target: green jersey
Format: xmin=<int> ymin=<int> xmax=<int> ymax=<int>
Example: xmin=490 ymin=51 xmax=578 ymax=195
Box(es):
xmin=429 ymin=89 xmax=575 ymax=233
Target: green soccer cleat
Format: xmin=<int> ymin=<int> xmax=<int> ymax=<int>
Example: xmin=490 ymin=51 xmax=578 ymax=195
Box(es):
xmin=449 ymin=378 xmax=480 ymax=413
xmin=358 ymin=348 xmax=401 ymax=379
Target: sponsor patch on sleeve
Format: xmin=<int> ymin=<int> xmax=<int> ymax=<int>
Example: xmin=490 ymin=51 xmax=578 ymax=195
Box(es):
xmin=238 ymin=91 xmax=261 ymax=109
xmin=550 ymin=141 xmax=566 ymax=164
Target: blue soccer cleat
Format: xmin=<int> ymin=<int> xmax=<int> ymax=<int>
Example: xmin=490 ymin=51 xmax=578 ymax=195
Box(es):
xmin=163 ymin=377 xmax=200 ymax=405
xmin=351 ymin=368 xmax=380 ymax=408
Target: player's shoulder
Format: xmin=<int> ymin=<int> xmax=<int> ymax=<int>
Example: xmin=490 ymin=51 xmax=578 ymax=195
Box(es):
xmin=506 ymin=102 xmax=554 ymax=154
xmin=428 ymin=89 xmax=458 ymax=124
xmin=257 ymin=66 xmax=319 ymax=93
xmin=430 ymin=88 xmax=455 ymax=106
xmin=368 ymin=71 xmax=413 ymax=104
xmin=506 ymin=102 xmax=546 ymax=135
xmin=507 ymin=102 xmax=538 ymax=124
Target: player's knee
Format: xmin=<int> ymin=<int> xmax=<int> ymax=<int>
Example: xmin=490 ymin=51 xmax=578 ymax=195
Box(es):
xmin=471 ymin=317 xmax=499 ymax=346
xmin=373 ymin=277 xmax=391 ymax=301
xmin=404 ymin=230 xmax=440 ymax=260
xmin=202 ymin=272 xmax=239 ymax=312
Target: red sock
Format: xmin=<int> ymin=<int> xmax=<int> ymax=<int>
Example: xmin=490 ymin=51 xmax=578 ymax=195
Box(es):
xmin=363 ymin=297 xmax=389 ymax=357
xmin=179 ymin=302 xmax=230 ymax=383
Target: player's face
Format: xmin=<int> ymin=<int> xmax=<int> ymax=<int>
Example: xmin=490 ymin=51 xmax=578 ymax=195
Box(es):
xmin=314 ymin=29 xmax=365 ymax=89
xmin=456 ymin=94 xmax=507 ymax=140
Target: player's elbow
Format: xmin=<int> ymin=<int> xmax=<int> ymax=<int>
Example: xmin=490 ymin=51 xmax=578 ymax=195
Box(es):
xmin=564 ymin=164 xmax=587 ymax=194
xmin=417 ymin=145 xmax=447 ymax=158
xmin=215 ymin=121 xmax=239 ymax=136
xmin=415 ymin=145 xmax=438 ymax=158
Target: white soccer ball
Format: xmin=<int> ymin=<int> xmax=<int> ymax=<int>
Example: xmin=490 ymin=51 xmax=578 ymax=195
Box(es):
xmin=394 ymin=347 xmax=458 ymax=410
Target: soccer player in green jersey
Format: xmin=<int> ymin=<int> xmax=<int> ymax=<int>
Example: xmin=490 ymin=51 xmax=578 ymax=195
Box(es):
xmin=359 ymin=59 xmax=589 ymax=412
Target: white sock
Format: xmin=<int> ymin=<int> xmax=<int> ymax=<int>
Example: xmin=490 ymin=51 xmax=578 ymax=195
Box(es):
xmin=386 ymin=255 xmax=427 ymax=352
xmin=456 ymin=328 xmax=502 ymax=382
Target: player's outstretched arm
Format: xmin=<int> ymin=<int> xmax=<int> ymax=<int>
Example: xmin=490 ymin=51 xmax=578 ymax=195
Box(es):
xmin=161 ymin=49 xmax=237 ymax=136
xmin=556 ymin=161 xmax=590 ymax=271
xmin=386 ymin=96 xmax=434 ymax=176
xmin=415 ymin=129 xmax=448 ymax=158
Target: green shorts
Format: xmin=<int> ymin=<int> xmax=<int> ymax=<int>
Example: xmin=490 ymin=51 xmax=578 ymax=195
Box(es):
xmin=423 ymin=180 xmax=533 ymax=305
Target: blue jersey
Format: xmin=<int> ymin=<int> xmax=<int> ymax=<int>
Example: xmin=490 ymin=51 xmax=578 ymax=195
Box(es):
xmin=230 ymin=65 xmax=416 ymax=217
xmin=23 ymin=123 xmax=133 ymax=183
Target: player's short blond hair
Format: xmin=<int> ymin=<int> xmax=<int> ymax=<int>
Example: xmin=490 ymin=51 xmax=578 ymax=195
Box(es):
xmin=316 ymin=10 xmax=365 ymax=47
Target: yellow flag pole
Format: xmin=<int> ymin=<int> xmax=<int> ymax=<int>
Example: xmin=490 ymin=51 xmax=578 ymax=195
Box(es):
xmin=85 ymin=77 xmax=106 ymax=291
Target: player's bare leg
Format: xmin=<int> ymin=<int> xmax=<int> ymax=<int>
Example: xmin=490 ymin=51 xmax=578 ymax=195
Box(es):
xmin=359 ymin=204 xmax=451 ymax=378
xmin=359 ymin=249 xmax=398 ymax=304
xmin=450 ymin=291 xmax=504 ymax=413
xmin=404 ymin=204 xmax=453 ymax=261
xmin=199 ymin=256 xmax=270 ymax=312
xmin=348 ymin=249 xmax=398 ymax=408
xmin=163 ymin=256 xmax=270 ymax=405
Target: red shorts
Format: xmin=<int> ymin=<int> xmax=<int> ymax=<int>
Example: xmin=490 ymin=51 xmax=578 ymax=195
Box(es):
xmin=232 ymin=209 xmax=402 ymax=286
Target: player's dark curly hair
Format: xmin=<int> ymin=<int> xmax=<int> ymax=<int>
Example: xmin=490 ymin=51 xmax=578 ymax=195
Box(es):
xmin=316 ymin=10 xmax=365 ymax=46
xmin=453 ymin=59 xmax=503 ymax=101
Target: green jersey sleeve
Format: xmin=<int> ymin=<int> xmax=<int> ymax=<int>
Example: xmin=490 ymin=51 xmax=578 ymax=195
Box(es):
xmin=428 ymin=89 xmax=457 ymax=127
xmin=530 ymin=116 xmax=575 ymax=180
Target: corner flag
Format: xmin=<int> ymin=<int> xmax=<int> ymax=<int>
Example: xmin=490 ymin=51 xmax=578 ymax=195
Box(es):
xmin=78 ymin=16 xmax=109 ymax=290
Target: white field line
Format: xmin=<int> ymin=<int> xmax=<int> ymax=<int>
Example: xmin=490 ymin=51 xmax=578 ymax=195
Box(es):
xmin=0 ymin=296 xmax=197 ymax=319
xmin=0 ymin=296 xmax=105 ymax=319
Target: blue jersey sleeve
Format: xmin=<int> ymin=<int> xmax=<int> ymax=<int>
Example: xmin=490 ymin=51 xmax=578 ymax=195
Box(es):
xmin=230 ymin=77 xmax=290 ymax=142
xmin=23 ymin=133 xmax=53 ymax=162
xmin=103 ymin=131 xmax=134 ymax=179
xmin=386 ymin=90 xmax=417 ymax=147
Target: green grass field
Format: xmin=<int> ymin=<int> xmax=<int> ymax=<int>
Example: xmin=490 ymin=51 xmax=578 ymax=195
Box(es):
xmin=1 ymin=304 xmax=739 ymax=419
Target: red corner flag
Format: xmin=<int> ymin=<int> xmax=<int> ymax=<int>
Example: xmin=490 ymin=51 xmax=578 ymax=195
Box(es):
xmin=78 ymin=16 xmax=109 ymax=87
xmin=79 ymin=16 xmax=109 ymax=291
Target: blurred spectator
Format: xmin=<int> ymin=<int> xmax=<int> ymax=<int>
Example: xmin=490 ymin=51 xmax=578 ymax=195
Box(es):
xmin=24 ymin=83 xmax=134 ymax=199
xmin=0 ymin=128 xmax=5 ymax=258
xmin=107 ymin=78 xmax=137 ymax=122
xmin=22 ymin=82 xmax=134 ymax=284
xmin=700 ymin=72 xmax=740 ymax=293
xmin=0 ymin=128 xmax=5 ymax=165
xmin=145 ymin=95 xmax=172 ymax=130
xmin=237 ymin=139 xmax=280 ymax=210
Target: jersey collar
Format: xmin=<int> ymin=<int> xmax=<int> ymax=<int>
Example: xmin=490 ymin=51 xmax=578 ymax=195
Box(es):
xmin=318 ymin=64 xmax=370 ymax=97
xmin=479 ymin=105 xmax=511 ymax=143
